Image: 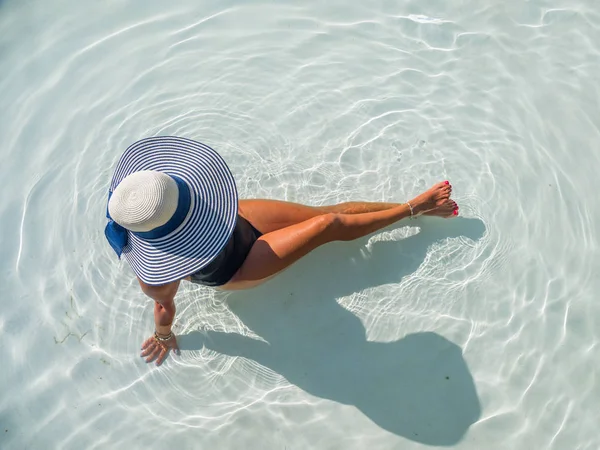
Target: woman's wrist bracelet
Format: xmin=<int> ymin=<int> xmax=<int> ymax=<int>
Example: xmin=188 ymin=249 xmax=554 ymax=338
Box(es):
xmin=406 ymin=201 xmax=415 ymax=219
xmin=154 ymin=330 xmax=173 ymax=341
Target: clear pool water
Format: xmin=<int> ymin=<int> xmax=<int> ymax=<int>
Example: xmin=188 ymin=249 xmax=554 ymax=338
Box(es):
xmin=1 ymin=0 xmax=599 ymax=449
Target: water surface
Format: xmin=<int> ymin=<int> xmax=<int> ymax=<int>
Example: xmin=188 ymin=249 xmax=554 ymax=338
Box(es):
xmin=1 ymin=0 xmax=599 ymax=449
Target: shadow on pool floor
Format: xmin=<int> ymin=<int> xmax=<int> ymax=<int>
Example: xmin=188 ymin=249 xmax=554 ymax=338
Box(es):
xmin=180 ymin=216 xmax=485 ymax=446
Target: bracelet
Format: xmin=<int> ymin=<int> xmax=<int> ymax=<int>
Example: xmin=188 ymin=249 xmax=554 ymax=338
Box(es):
xmin=406 ymin=201 xmax=415 ymax=219
xmin=154 ymin=331 xmax=173 ymax=341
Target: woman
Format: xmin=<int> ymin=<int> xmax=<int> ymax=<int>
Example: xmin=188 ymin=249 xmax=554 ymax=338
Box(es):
xmin=105 ymin=137 xmax=458 ymax=365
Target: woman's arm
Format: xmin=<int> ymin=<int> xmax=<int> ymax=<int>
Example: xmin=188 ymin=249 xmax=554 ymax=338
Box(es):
xmin=153 ymin=297 xmax=176 ymax=337
xmin=138 ymin=279 xmax=181 ymax=365
xmin=139 ymin=279 xmax=179 ymax=334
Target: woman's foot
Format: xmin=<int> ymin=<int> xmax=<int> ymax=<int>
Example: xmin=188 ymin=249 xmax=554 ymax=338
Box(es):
xmin=409 ymin=181 xmax=458 ymax=218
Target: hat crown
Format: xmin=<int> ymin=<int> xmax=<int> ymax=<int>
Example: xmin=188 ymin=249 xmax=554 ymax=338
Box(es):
xmin=108 ymin=170 xmax=179 ymax=232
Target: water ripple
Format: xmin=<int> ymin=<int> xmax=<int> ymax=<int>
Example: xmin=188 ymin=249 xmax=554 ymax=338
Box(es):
xmin=0 ymin=0 xmax=599 ymax=448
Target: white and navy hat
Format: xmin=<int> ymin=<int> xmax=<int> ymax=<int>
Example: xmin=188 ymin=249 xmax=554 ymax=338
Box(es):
xmin=105 ymin=136 xmax=238 ymax=285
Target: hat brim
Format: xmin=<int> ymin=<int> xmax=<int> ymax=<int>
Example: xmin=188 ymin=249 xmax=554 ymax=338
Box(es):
xmin=109 ymin=136 xmax=239 ymax=285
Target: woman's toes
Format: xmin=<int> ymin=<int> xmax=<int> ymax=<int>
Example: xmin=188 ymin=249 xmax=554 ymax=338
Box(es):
xmin=452 ymin=201 xmax=459 ymax=216
xmin=433 ymin=180 xmax=452 ymax=194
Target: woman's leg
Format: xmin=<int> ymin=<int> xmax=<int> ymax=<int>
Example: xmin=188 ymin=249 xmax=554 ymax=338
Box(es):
xmin=238 ymin=199 xmax=405 ymax=235
xmin=225 ymin=182 xmax=456 ymax=290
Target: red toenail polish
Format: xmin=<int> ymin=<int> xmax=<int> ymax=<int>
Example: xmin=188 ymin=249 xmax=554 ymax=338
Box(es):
xmin=453 ymin=210 xmax=458 ymax=215
xmin=445 ymin=181 xmax=449 ymax=185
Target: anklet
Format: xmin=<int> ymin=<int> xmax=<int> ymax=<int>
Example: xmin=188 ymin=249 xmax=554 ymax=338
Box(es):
xmin=406 ymin=202 xmax=415 ymax=219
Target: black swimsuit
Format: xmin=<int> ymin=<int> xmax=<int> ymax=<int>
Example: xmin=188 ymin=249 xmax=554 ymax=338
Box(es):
xmin=189 ymin=215 xmax=262 ymax=287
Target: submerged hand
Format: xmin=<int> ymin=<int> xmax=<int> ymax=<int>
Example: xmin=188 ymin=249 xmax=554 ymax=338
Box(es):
xmin=140 ymin=333 xmax=179 ymax=366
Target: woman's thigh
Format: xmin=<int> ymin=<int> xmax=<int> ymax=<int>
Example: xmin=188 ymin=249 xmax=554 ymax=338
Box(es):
xmin=238 ymin=199 xmax=326 ymax=234
xmin=223 ymin=213 xmax=338 ymax=290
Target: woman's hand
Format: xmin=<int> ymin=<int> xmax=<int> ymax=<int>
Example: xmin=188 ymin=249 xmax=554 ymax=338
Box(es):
xmin=141 ymin=333 xmax=180 ymax=366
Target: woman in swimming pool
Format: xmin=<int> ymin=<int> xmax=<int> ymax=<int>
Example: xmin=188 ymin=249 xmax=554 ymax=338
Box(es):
xmin=105 ymin=137 xmax=458 ymax=365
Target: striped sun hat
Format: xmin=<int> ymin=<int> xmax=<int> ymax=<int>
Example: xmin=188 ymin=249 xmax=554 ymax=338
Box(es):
xmin=104 ymin=136 xmax=239 ymax=285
